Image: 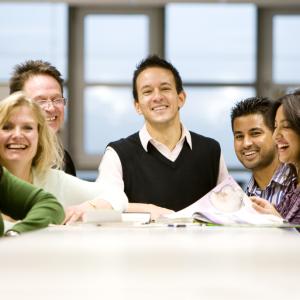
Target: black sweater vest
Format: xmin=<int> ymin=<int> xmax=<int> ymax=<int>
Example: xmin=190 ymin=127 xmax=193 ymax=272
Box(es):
xmin=108 ymin=132 xmax=220 ymax=211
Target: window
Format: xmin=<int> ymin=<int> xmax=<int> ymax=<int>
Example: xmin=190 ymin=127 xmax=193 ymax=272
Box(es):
xmin=166 ymin=3 xmax=256 ymax=83
xmin=83 ymin=14 xmax=148 ymax=155
xmin=69 ymin=7 xmax=163 ymax=168
xmin=181 ymin=87 xmax=255 ymax=168
xmin=84 ymin=86 xmax=142 ymax=154
xmin=2 ymin=2 xmax=297 ymax=179
xmin=166 ymin=3 xmax=257 ymax=168
xmin=273 ymin=15 xmax=300 ymax=84
xmin=84 ymin=15 xmax=148 ymax=83
xmin=0 ymin=3 xmax=68 ymax=81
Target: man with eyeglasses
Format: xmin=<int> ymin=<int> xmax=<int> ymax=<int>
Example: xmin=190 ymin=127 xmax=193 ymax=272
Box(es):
xmin=9 ymin=60 xmax=76 ymax=176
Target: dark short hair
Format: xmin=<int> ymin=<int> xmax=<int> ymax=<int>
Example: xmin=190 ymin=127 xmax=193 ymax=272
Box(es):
xmin=271 ymin=94 xmax=300 ymax=136
xmin=9 ymin=60 xmax=64 ymax=94
xmin=230 ymin=96 xmax=274 ymax=131
xmin=132 ymin=55 xmax=183 ymax=102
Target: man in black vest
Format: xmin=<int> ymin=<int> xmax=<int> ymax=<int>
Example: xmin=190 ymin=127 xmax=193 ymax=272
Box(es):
xmin=97 ymin=55 xmax=228 ymax=219
xmin=9 ymin=60 xmax=76 ymax=176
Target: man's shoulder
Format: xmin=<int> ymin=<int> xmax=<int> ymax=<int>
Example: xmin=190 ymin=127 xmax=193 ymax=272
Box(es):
xmin=189 ymin=131 xmax=220 ymax=148
xmin=63 ymin=149 xmax=76 ymax=176
xmin=108 ymin=132 xmax=142 ymax=158
xmin=109 ymin=132 xmax=140 ymax=147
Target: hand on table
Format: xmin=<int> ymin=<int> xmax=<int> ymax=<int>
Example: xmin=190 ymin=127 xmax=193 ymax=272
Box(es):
xmin=63 ymin=202 xmax=91 ymax=225
xmin=250 ymin=196 xmax=281 ymax=217
xmin=147 ymin=204 xmax=174 ymax=221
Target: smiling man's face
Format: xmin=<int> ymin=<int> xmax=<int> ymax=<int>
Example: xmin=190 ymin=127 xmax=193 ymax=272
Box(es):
xmin=23 ymin=74 xmax=64 ymax=133
xmin=233 ymin=113 xmax=277 ymax=172
xmin=134 ymin=67 xmax=185 ymax=128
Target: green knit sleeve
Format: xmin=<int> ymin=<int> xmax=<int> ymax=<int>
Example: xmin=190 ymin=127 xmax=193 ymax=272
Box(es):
xmin=0 ymin=167 xmax=65 ymax=236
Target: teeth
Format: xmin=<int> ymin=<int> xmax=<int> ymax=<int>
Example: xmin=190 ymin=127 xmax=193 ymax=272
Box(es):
xmin=278 ymin=144 xmax=288 ymax=149
xmin=244 ymin=151 xmax=256 ymax=156
xmin=7 ymin=144 xmax=26 ymax=149
xmin=47 ymin=116 xmax=56 ymax=121
xmin=152 ymin=106 xmax=167 ymax=111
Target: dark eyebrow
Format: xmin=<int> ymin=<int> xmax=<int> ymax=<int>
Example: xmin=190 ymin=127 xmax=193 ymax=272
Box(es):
xmin=233 ymin=127 xmax=263 ymax=135
xmin=233 ymin=130 xmax=243 ymax=135
xmin=249 ymin=127 xmax=263 ymax=132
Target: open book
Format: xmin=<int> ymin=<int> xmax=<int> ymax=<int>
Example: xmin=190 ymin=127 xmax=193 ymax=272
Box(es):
xmin=166 ymin=176 xmax=285 ymax=226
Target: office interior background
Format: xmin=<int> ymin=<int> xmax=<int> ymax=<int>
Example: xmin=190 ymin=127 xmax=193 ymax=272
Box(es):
xmin=0 ymin=0 xmax=300 ymax=184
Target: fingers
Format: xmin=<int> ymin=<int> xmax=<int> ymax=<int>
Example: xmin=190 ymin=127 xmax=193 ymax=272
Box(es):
xmin=66 ymin=211 xmax=83 ymax=225
xmin=250 ymin=196 xmax=268 ymax=208
xmin=251 ymin=202 xmax=267 ymax=213
xmin=63 ymin=208 xmax=84 ymax=225
xmin=250 ymin=197 xmax=281 ymax=217
xmin=150 ymin=206 xmax=175 ymax=221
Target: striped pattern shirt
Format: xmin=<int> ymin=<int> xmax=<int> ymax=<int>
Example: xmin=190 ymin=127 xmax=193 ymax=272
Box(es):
xmin=276 ymin=186 xmax=300 ymax=225
xmin=246 ymin=163 xmax=297 ymax=206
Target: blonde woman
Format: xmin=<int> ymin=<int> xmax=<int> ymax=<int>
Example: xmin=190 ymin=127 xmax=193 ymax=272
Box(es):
xmin=0 ymin=92 xmax=127 ymax=223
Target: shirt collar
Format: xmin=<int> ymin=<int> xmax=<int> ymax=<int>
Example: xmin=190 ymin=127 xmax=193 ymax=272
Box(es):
xmin=247 ymin=163 xmax=297 ymax=193
xmin=139 ymin=124 xmax=192 ymax=152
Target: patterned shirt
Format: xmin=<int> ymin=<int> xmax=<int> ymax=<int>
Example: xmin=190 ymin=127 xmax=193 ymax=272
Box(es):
xmin=276 ymin=186 xmax=300 ymax=225
xmin=246 ymin=163 xmax=297 ymax=206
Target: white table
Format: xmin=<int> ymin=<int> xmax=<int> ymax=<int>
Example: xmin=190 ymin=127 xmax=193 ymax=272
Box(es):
xmin=0 ymin=224 xmax=299 ymax=300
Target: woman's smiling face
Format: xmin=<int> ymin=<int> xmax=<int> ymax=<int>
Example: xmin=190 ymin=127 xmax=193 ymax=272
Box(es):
xmin=0 ymin=105 xmax=39 ymax=167
xmin=273 ymin=105 xmax=300 ymax=168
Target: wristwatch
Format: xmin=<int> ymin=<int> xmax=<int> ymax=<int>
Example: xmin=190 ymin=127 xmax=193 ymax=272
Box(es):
xmin=5 ymin=230 xmax=20 ymax=237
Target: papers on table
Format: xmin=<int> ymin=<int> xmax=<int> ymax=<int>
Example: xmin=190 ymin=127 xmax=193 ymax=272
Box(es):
xmin=165 ymin=176 xmax=285 ymax=226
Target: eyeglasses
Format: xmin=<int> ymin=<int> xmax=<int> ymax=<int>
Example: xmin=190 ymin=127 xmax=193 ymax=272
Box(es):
xmin=35 ymin=97 xmax=67 ymax=108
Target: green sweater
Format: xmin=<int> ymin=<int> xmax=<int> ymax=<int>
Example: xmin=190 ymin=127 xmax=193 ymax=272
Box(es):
xmin=0 ymin=166 xmax=65 ymax=236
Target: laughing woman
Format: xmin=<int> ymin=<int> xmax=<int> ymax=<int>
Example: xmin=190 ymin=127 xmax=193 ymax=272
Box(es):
xmin=0 ymin=92 xmax=127 ymax=222
xmin=251 ymin=94 xmax=300 ymax=224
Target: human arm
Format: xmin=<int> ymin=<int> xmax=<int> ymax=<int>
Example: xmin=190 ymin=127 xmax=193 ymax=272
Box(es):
xmin=37 ymin=168 xmax=126 ymax=225
xmin=38 ymin=168 xmax=128 ymax=211
xmin=0 ymin=167 xmax=64 ymax=236
xmin=250 ymin=196 xmax=282 ymax=217
xmin=63 ymin=147 xmax=128 ymax=224
xmin=98 ymin=147 xmax=174 ymax=220
xmin=63 ymin=198 xmax=112 ymax=225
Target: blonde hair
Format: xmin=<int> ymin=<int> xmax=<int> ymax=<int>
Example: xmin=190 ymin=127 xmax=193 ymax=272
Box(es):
xmin=0 ymin=91 xmax=64 ymax=176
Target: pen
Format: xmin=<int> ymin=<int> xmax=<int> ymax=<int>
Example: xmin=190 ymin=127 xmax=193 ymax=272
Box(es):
xmin=167 ymin=223 xmax=186 ymax=228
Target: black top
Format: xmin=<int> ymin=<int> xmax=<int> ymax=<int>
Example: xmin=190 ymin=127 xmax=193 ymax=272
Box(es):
xmin=109 ymin=131 xmax=220 ymax=211
xmin=63 ymin=149 xmax=76 ymax=177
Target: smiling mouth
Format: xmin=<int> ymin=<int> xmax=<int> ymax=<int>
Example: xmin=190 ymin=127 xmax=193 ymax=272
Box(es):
xmin=152 ymin=105 xmax=168 ymax=111
xmin=6 ymin=144 xmax=27 ymax=149
xmin=242 ymin=150 xmax=257 ymax=158
xmin=277 ymin=143 xmax=289 ymax=151
xmin=46 ymin=116 xmax=57 ymax=121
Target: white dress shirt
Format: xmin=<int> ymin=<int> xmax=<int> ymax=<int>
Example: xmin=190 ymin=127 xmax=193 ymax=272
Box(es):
xmin=97 ymin=125 xmax=229 ymax=205
xmin=33 ymin=168 xmax=127 ymax=212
